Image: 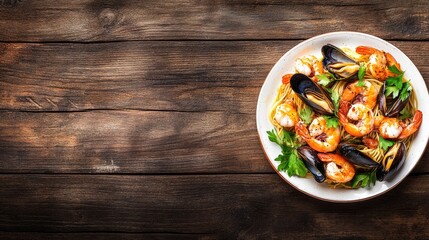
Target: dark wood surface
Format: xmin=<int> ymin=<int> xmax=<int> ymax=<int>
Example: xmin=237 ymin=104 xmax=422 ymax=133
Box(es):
xmin=0 ymin=1 xmax=428 ymax=239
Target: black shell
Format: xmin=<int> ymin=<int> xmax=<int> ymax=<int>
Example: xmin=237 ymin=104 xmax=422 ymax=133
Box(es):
xmin=338 ymin=143 xmax=379 ymax=168
xmin=297 ymin=146 xmax=326 ymax=183
xmin=378 ymin=82 xmax=410 ymax=117
xmin=322 ymin=44 xmax=359 ymax=81
xmin=290 ymin=73 xmax=335 ymax=116
xmin=376 ymin=142 xmax=406 ymax=181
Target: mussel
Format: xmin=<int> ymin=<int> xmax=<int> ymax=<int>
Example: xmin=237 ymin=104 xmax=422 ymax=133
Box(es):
xmin=338 ymin=143 xmax=379 ymax=168
xmin=378 ymin=82 xmax=410 ymax=117
xmin=322 ymin=44 xmax=360 ymax=81
xmin=290 ymin=73 xmax=335 ymax=115
xmin=297 ymin=146 xmax=326 ymax=183
xmin=376 ymin=142 xmax=406 ymax=181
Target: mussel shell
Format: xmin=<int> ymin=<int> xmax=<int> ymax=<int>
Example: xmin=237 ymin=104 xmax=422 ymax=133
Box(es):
xmin=297 ymin=146 xmax=326 ymax=183
xmin=378 ymin=83 xmax=387 ymax=114
xmin=290 ymin=73 xmax=335 ymax=115
xmin=338 ymin=143 xmax=379 ymax=168
xmin=322 ymin=44 xmax=359 ymax=81
xmin=376 ymin=142 xmax=406 ymax=181
xmin=378 ymin=82 xmax=410 ymax=117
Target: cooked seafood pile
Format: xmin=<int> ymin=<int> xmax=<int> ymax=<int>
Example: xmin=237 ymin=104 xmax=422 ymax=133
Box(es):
xmin=268 ymin=44 xmax=423 ymax=188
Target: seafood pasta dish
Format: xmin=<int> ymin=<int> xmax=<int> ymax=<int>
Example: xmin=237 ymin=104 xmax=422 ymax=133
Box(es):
xmin=267 ymin=44 xmax=423 ymax=188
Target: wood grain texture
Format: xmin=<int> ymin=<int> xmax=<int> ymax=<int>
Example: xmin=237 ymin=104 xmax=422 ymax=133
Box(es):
xmin=1 ymin=41 xmax=429 ymax=114
xmin=0 ymin=174 xmax=428 ymax=239
xmin=0 ymin=233 xmax=214 ymax=240
xmin=0 ymin=110 xmax=269 ymax=173
xmin=0 ymin=0 xmax=428 ymax=41
xmin=0 ymin=41 xmax=269 ymax=114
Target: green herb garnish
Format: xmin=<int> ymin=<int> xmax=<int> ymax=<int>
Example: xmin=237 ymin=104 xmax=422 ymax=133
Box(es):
xmin=399 ymin=105 xmax=413 ymax=120
xmin=357 ymin=63 xmax=366 ymax=87
xmin=284 ymin=151 xmax=308 ymax=177
xmin=299 ymin=106 xmax=313 ymax=125
xmin=331 ymin=90 xmax=340 ymax=116
xmin=351 ymin=170 xmax=377 ymax=188
xmin=385 ymin=65 xmax=412 ymax=101
xmin=323 ymin=115 xmax=340 ymax=129
xmin=400 ymin=81 xmax=412 ymax=101
xmin=267 ymin=129 xmax=308 ymax=177
xmin=378 ymin=135 xmax=395 ymax=151
xmin=388 ymin=65 xmax=402 ymax=75
xmin=316 ymin=74 xmax=332 ymax=86
xmin=385 ymin=85 xmax=400 ymax=99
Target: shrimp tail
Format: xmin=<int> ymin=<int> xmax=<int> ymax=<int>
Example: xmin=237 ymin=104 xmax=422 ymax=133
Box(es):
xmin=282 ymin=74 xmax=293 ymax=84
xmin=338 ymin=100 xmax=349 ymax=125
xmin=362 ymin=136 xmax=378 ymax=149
xmin=317 ymin=153 xmax=333 ymax=163
xmin=295 ymin=121 xmax=311 ymax=141
xmin=341 ymin=83 xmax=357 ymax=102
xmin=356 ymin=46 xmax=377 ymax=55
xmin=398 ymin=110 xmax=423 ymax=139
xmin=385 ymin=52 xmax=401 ymax=72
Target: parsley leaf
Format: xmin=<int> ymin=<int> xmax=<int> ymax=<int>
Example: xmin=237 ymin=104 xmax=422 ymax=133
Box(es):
xmin=331 ymin=90 xmax=340 ymax=116
xmin=351 ymin=173 xmax=368 ymax=188
xmin=386 ymin=76 xmax=403 ymax=89
xmin=267 ymin=129 xmax=282 ymax=146
xmin=267 ymin=128 xmax=307 ymax=177
xmin=399 ymin=105 xmax=413 ymax=120
xmin=267 ymin=129 xmax=299 ymax=148
xmin=378 ymin=135 xmax=395 ymax=151
xmin=351 ymin=170 xmax=377 ymax=188
xmin=385 ymin=85 xmax=400 ymax=99
xmin=323 ymin=115 xmax=339 ymax=129
xmin=285 ymin=151 xmax=308 ymax=177
xmin=299 ymin=106 xmax=313 ymax=125
xmin=388 ymin=65 xmax=402 ymax=75
xmin=316 ymin=74 xmax=332 ymax=86
xmin=357 ymin=63 xmax=366 ymax=87
xmin=386 ymin=76 xmax=398 ymax=86
xmin=400 ymin=81 xmax=412 ymax=101
xmin=274 ymin=154 xmax=284 ymax=162
xmin=282 ymin=130 xmax=297 ymax=147
xmin=385 ymin=65 xmax=411 ymax=101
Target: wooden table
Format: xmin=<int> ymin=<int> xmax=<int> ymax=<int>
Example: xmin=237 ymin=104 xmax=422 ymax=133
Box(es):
xmin=0 ymin=1 xmax=428 ymax=239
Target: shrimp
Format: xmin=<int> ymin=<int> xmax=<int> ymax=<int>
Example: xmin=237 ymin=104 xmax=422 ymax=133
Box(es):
xmin=378 ymin=110 xmax=423 ymax=139
xmin=274 ymin=100 xmax=299 ymax=128
xmin=295 ymin=116 xmax=340 ymax=153
xmin=355 ymin=46 xmax=401 ymax=81
xmin=317 ymin=153 xmax=355 ymax=183
xmin=282 ymin=74 xmax=293 ymax=84
xmin=339 ymin=80 xmax=377 ymax=137
xmin=338 ymin=101 xmax=374 ymax=137
xmin=295 ymin=56 xmax=324 ymax=79
xmin=341 ymin=80 xmax=378 ymax=110
xmin=362 ymin=136 xmax=378 ymax=149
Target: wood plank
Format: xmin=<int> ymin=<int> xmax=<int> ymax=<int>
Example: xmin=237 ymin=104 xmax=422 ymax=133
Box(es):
xmin=1 ymin=41 xmax=429 ymax=114
xmin=0 ymin=0 xmax=429 ymax=41
xmin=1 ymin=110 xmax=428 ymax=174
xmin=0 ymin=110 xmax=270 ymax=173
xmin=0 ymin=174 xmax=428 ymax=239
xmin=0 ymin=232 xmax=213 ymax=240
xmin=0 ymin=41 xmax=271 ymax=114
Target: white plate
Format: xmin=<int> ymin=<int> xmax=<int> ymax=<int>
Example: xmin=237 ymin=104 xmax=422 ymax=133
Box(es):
xmin=256 ymin=31 xmax=429 ymax=202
